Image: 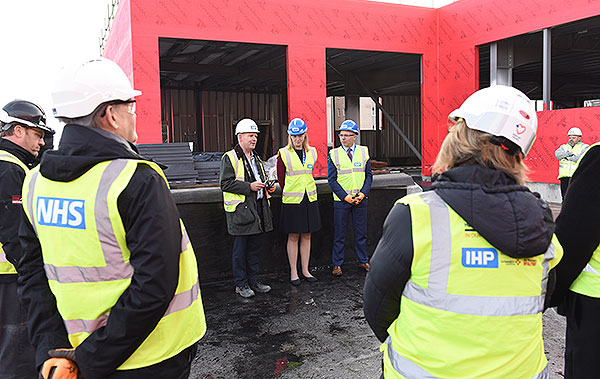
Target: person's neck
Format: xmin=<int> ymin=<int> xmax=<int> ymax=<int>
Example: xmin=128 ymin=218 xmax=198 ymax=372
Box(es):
xmin=242 ymin=147 xmax=253 ymax=159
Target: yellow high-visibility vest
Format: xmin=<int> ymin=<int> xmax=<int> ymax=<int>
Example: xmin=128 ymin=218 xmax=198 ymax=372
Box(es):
xmin=568 ymin=143 xmax=600 ymax=297
xmin=279 ymin=146 xmax=317 ymax=204
xmin=222 ymin=150 xmax=246 ymax=212
xmin=558 ymin=142 xmax=588 ymax=179
xmin=382 ymin=191 xmax=562 ymax=378
xmin=0 ymin=151 xmax=29 ymax=274
xmin=22 ymin=159 xmax=206 ymax=370
xmin=329 ymin=145 xmax=369 ymax=201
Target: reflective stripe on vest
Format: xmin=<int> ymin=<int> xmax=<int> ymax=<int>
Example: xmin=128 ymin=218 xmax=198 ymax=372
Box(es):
xmin=222 ymin=150 xmax=246 ymax=212
xmin=280 ymin=147 xmax=317 ymax=203
xmin=22 ymin=159 xmax=206 ymax=370
xmin=329 ymin=146 xmax=368 ymax=201
xmin=382 ymin=191 xmax=562 ymax=378
xmin=383 ymin=336 xmax=550 ymax=379
xmin=0 ymin=151 xmax=29 ymax=274
xmin=557 ymin=142 xmax=587 ymax=179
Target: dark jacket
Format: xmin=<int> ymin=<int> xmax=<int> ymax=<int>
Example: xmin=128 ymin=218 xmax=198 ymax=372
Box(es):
xmin=0 ymin=138 xmax=37 ymax=284
xmin=363 ymin=164 xmax=556 ymax=342
xmin=550 ymin=143 xmax=600 ymax=306
xmin=220 ymin=145 xmax=273 ymax=235
xmin=16 ymin=124 xmax=188 ymax=379
xmin=327 ymin=145 xmax=373 ymax=207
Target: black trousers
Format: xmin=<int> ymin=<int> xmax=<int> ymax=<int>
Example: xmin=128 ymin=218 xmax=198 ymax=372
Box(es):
xmin=0 ymin=279 xmax=37 ymax=379
xmin=564 ymin=290 xmax=600 ymax=379
xmin=560 ymin=177 xmax=571 ymax=200
xmin=232 ymin=199 xmax=264 ymax=287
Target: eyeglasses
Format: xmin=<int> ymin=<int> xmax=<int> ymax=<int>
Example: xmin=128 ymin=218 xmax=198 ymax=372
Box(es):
xmin=100 ymin=99 xmax=137 ymax=117
xmin=339 ymin=134 xmax=355 ymax=138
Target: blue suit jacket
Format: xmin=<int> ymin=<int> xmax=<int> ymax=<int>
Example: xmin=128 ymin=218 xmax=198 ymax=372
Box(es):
xmin=327 ymin=148 xmax=373 ymax=208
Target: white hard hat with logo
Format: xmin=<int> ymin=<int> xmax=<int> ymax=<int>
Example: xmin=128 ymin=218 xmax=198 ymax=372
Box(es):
xmin=235 ymin=118 xmax=260 ymax=135
xmin=567 ymin=127 xmax=582 ymax=136
xmin=51 ymin=57 xmax=141 ymax=118
xmin=448 ymin=85 xmax=538 ymax=158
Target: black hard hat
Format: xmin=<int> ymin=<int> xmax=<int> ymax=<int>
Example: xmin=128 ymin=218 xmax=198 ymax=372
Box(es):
xmin=0 ymin=100 xmax=52 ymax=133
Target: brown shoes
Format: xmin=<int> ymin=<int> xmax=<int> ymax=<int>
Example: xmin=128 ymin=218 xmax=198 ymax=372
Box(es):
xmin=332 ymin=266 xmax=342 ymax=276
xmin=358 ymin=263 xmax=370 ymax=272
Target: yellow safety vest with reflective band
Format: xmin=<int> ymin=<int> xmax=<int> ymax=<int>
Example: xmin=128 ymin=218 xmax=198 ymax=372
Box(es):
xmin=329 ymin=145 xmax=369 ymax=201
xmin=558 ymin=142 xmax=587 ymax=179
xmin=222 ymin=150 xmax=246 ymax=212
xmin=568 ymin=142 xmax=600 ymax=297
xmin=381 ymin=191 xmax=562 ymax=379
xmin=279 ymin=147 xmax=317 ymax=204
xmin=22 ymin=159 xmax=206 ymax=370
xmin=0 ymin=151 xmax=29 ymax=274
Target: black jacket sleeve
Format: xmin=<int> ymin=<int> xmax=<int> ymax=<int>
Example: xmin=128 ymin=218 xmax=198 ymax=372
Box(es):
xmin=360 ymin=159 xmax=373 ymax=196
xmin=17 ymin=210 xmax=71 ymax=369
xmin=17 ymin=165 xmax=183 ymax=378
xmin=550 ymin=145 xmax=600 ymax=307
xmin=363 ymin=203 xmax=413 ymax=342
xmin=0 ymin=161 xmax=26 ymax=268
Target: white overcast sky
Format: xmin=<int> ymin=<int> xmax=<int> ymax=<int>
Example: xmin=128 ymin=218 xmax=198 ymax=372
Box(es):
xmin=0 ymin=0 xmax=110 ymax=140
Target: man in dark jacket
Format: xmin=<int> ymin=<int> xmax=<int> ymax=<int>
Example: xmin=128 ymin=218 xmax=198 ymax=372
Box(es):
xmin=0 ymin=100 xmax=51 ymax=379
xmin=550 ymin=142 xmax=600 ymax=379
xmin=220 ymin=118 xmax=275 ymax=298
xmin=17 ymin=57 xmax=205 ymax=379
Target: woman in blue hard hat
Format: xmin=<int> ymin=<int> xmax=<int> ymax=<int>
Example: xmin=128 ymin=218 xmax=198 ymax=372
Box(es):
xmin=277 ymin=118 xmax=321 ymax=285
xmin=363 ymin=85 xmax=563 ymax=378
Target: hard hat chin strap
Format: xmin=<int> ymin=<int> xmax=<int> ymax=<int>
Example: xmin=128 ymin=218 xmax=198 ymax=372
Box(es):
xmin=488 ymin=135 xmax=522 ymax=159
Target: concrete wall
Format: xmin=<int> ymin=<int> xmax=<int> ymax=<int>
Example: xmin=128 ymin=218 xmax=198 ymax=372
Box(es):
xmin=173 ymin=173 xmax=419 ymax=284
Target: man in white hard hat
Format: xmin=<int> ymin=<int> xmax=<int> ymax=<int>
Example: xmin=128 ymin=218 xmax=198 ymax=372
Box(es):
xmin=555 ymin=127 xmax=589 ymax=200
xmin=220 ymin=119 xmax=275 ymax=298
xmin=16 ymin=57 xmax=206 ymax=379
xmin=0 ymin=100 xmax=52 ymax=379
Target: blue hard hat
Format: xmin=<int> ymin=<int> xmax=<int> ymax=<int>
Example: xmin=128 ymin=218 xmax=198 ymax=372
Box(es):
xmin=288 ymin=118 xmax=307 ymax=135
xmin=339 ymin=119 xmax=359 ymax=134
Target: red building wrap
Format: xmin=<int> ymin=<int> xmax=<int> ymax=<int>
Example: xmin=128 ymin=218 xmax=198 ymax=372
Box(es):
xmin=104 ymin=0 xmax=600 ymax=183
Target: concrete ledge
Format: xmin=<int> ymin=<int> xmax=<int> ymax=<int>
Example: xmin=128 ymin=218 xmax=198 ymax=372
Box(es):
xmin=526 ymin=182 xmax=561 ymax=205
xmin=171 ymin=172 xmax=418 ymax=203
xmin=172 ymin=172 xmax=419 ymax=283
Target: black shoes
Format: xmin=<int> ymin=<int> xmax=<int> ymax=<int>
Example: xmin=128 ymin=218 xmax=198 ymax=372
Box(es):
xmin=290 ymin=278 xmax=301 ymax=286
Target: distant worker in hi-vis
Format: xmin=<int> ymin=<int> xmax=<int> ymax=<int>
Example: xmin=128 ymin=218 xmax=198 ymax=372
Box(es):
xmin=364 ymin=85 xmax=563 ymax=378
xmin=555 ymin=127 xmax=588 ymax=200
xmin=17 ymin=57 xmax=206 ymax=379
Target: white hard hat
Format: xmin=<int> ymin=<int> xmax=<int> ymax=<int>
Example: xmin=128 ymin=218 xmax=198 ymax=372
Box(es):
xmin=51 ymin=57 xmax=141 ymax=118
xmin=567 ymin=127 xmax=582 ymax=136
xmin=235 ymin=118 xmax=260 ymax=135
xmin=449 ymin=85 xmax=537 ymax=157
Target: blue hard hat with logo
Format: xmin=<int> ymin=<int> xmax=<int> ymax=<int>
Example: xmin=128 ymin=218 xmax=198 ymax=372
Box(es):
xmin=288 ymin=118 xmax=307 ymax=135
xmin=339 ymin=119 xmax=359 ymax=134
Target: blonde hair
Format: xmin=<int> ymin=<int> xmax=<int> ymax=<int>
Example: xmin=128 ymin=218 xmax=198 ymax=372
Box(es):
xmin=286 ymin=133 xmax=311 ymax=152
xmin=431 ymin=119 xmax=529 ymax=185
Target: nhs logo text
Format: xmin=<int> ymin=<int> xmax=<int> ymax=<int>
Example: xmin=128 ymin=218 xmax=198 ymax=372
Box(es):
xmin=37 ymin=197 xmax=86 ymax=230
xmin=462 ymin=248 xmax=498 ymax=268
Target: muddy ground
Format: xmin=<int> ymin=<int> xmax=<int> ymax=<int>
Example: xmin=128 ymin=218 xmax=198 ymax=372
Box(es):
xmin=190 ymin=264 xmax=566 ymax=379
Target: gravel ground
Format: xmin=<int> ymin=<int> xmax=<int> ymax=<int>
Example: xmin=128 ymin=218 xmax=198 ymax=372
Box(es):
xmin=190 ymin=265 xmax=567 ymax=379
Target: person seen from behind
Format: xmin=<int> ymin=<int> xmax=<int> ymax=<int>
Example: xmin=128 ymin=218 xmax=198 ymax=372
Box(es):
xmin=17 ymin=57 xmax=206 ymax=379
xmin=363 ymin=85 xmax=563 ymax=378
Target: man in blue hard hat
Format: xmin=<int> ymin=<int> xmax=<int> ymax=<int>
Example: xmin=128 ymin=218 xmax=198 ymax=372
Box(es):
xmin=327 ymin=120 xmax=373 ymax=276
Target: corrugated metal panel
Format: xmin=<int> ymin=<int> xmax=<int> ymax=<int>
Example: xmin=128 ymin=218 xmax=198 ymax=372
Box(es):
xmin=162 ymin=88 xmax=284 ymax=158
xmin=361 ymin=95 xmax=421 ymax=163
